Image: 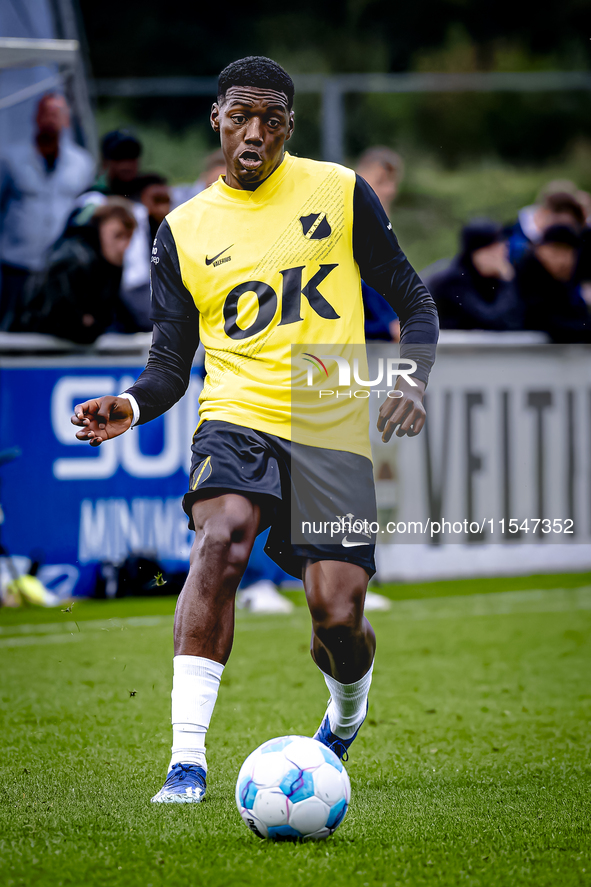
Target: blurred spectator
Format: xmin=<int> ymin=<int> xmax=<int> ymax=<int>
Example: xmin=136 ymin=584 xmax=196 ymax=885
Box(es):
xmin=76 ymin=130 xmax=152 ymax=331
xmin=425 ymin=220 xmax=524 ymax=331
xmin=91 ymin=129 xmax=143 ymax=198
xmin=356 ymin=146 xmax=405 ymax=218
xmin=171 ymin=148 xmax=226 ymax=208
xmin=20 ymin=199 xmax=138 ymax=344
xmin=575 ymin=189 xmax=591 ymax=223
xmin=134 ymin=173 xmax=172 ymax=241
xmin=0 ymin=93 xmax=94 ymax=331
xmin=507 ymin=189 xmax=586 ymax=266
xmin=573 ymin=190 xmax=591 ymax=298
xmin=538 ymin=179 xmax=579 ymax=201
xmin=516 ymin=225 xmax=591 ymax=343
xmin=356 ymin=147 xmax=404 ymax=342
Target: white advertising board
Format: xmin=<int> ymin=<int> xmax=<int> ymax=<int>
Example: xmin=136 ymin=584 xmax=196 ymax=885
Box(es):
xmin=370 ymin=342 xmax=591 ymax=581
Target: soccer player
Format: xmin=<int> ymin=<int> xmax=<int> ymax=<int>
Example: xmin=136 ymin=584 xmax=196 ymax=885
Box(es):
xmin=71 ymin=57 xmax=438 ymax=803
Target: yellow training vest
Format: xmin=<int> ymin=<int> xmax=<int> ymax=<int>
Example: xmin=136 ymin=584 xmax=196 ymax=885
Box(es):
xmin=166 ymin=152 xmax=371 ymax=459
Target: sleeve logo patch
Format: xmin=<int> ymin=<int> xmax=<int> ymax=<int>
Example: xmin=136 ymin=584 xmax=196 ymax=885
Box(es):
xmin=299 ymin=212 xmax=332 ymax=240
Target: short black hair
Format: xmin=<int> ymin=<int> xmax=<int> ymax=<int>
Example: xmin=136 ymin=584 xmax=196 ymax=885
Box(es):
xmin=135 ymin=173 xmax=168 ymax=190
xmin=218 ymin=56 xmax=294 ymax=110
xmin=101 ymin=129 xmax=142 ymax=161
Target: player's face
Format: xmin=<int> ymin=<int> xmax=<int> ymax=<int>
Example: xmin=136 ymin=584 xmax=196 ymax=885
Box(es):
xmin=211 ymin=86 xmax=294 ymax=191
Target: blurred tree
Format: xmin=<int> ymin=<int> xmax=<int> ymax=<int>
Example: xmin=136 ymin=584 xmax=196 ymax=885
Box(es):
xmin=80 ymin=0 xmax=591 ymax=163
xmin=79 ymin=0 xmax=590 ymax=78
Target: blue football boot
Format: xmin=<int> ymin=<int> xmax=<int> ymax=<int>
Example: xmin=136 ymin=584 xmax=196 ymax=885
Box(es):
xmin=151 ymin=763 xmax=206 ymax=803
xmin=313 ymin=702 xmax=368 ymax=761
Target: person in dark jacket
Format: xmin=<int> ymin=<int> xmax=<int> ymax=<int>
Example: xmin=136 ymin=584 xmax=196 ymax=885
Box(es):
xmin=516 ymin=224 xmax=591 ymax=343
xmin=425 ymin=219 xmax=524 ymax=331
xmin=20 ymin=199 xmax=138 ymax=343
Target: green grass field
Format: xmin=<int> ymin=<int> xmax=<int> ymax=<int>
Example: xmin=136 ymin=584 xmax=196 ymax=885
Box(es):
xmin=1 ymin=574 xmax=590 ymax=886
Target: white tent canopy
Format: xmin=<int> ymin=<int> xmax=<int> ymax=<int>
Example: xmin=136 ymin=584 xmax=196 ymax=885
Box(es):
xmin=0 ymin=36 xmax=78 ymax=68
xmin=0 ymin=2 xmax=95 ymax=154
xmin=0 ymin=37 xmax=79 ymax=113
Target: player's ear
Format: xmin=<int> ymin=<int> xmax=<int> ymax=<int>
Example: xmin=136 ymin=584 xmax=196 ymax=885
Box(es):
xmin=285 ymin=110 xmax=294 ymax=142
xmin=210 ymin=103 xmax=220 ymax=133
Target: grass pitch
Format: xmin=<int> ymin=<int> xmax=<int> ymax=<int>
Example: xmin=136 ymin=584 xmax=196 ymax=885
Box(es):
xmin=1 ymin=573 xmax=590 ymax=887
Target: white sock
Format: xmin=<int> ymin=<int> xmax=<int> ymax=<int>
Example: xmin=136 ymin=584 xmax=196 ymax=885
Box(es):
xmin=320 ymin=661 xmax=374 ymax=739
xmin=169 ymin=655 xmax=224 ymax=773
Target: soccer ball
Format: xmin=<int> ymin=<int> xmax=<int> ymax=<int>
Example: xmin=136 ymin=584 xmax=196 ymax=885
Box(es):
xmin=235 ymin=735 xmax=351 ymax=840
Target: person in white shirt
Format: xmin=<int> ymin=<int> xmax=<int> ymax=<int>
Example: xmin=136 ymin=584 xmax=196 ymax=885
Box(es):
xmin=0 ymin=93 xmax=95 ymax=330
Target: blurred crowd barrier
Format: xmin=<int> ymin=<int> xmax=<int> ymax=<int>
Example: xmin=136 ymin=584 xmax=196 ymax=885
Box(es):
xmin=368 ymin=337 xmax=591 ymax=580
xmin=1 ymin=332 xmax=589 ymax=600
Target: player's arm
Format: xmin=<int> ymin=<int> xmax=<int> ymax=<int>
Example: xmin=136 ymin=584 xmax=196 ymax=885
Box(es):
xmin=71 ymin=219 xmax=200 ymax=446
xmin=352 ymin=174 xmax=439 ymax=440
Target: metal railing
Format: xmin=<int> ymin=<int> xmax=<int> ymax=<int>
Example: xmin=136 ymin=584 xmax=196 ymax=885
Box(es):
xmin=93 ymin=70 xmax=591 ymax=164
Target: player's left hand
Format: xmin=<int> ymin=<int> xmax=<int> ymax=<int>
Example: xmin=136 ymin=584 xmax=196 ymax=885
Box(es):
xmin=377 ymin=377 xmax=426 ymax=441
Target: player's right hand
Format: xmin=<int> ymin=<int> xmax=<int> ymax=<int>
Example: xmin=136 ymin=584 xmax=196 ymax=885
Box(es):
xmin=71 ymin=396 xmax=134 ymax=447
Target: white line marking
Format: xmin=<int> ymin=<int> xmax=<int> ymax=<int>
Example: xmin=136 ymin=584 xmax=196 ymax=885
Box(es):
xmin=0 ymin=587 xmax=589 ymax=649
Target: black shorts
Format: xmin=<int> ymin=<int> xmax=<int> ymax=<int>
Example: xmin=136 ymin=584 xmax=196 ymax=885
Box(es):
xmin=183 ymin=420 xmax=376 ymax=579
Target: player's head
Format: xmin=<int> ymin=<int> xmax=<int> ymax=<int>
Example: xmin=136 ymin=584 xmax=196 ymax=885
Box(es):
xmin=217 ymin=57 xmax=294 ymax=110
xmin=211 ymin=56 xmax=294 ymax=191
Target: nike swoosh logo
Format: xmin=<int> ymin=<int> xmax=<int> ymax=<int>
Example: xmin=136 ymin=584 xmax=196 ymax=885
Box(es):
xmin=342 ymin=536 xmax=371 ymax=548
xmin=205 ymin=244 xmax=233 ymax=265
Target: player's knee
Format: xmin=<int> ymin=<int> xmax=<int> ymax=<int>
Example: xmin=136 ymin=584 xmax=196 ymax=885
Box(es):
xmin=307 ymin=582 xmax=365 ymax=636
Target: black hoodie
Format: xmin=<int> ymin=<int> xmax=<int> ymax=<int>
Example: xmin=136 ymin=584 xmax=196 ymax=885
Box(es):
xmin=426 ymin=252 xmax=524 ymax=331
xmin=19 ymin=224 xmax=138 ymax=343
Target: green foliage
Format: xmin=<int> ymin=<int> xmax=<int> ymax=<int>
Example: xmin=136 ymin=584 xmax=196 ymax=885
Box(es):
xmin=1 ymin=577 xmax=590 ymax=886
xmin=349 ymin=90 xmax=591 ymax=166
xmin=386 ymin=144 xmax=591 ymax=271
xmin=82 ymin=1 xmax=591 ymax=164
xmin=80 ymin=0 xmax=590 ymax=79
xmin=95 ymin=102 xmax=215 ymax=184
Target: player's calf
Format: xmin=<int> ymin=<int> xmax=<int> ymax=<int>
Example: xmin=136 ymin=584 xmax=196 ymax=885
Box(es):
xmin=305 ymin=560 xmax=375 ymax=758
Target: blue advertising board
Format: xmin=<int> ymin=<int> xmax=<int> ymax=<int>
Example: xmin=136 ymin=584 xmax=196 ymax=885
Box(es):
xmin=0 ymin=360 xmax=204 ymax=597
